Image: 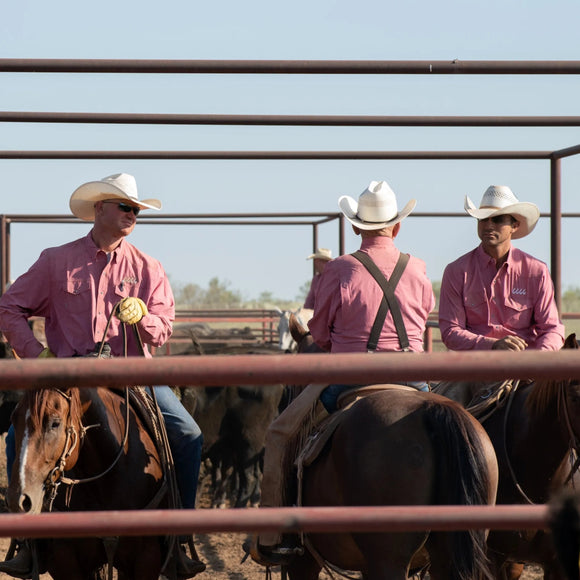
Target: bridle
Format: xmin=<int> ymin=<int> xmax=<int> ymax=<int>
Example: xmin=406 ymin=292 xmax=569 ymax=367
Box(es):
xmin=557 ymin=379 xmax=580 ymax=486
xmin=42 ymin=300 xmax=159 ymax=510
xmin=43 ymin=382 xmax=133 ymax=511
xmin=501 ymin=377 xmax=580 ymax=505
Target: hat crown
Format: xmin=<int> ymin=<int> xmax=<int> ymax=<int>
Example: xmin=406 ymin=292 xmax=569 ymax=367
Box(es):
xmin=102 ymin=173 xmax=139 ymax=201
xmin=357 ymin=181 xmax=398 ymax=223
xmin=479 ymin=185 xmax=519 ymax=209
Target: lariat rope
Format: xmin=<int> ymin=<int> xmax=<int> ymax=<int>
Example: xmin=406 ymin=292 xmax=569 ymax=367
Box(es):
xmin=45 ymin=303 xmax=133 ymax=501
xmin=45 ymin=300 xmax=177 ymax=515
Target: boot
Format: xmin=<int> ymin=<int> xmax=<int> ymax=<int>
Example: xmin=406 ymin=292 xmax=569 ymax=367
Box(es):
xmin=165 ymin=537 xmax=206 ymax=579
xmin=0 ymin=540 xmax=34 ymax=579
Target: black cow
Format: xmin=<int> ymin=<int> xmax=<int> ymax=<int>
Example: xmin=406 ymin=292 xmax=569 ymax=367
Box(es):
xmin=175 ymin=341 xmax=285 ymax=509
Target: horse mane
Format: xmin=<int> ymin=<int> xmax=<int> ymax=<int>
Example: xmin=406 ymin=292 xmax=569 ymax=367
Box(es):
xmin=525 ymin=377 xmax=564 ymax=418
xmin=24 ymin=388 xmax=82 ymax=431
xmin=525 ymin=333 xmax=578 ymax=418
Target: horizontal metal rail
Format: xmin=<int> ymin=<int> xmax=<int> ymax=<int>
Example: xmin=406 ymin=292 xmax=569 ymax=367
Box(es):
xmin=0 ymin=505 xmax=549 ymax=539
xmin=0 ymin=350 xmax=578 ymax=390
xmin=2 ymin=112 xmax=580 ymax=126
xmin=0 ymin=150 xmax=556 ymax=160
xmin=1 ymin=59 xmax=580 ymax=75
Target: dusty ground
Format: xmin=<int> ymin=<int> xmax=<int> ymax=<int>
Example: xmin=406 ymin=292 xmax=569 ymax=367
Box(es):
xmin=0 ymin=432 xmax=543 ymax=580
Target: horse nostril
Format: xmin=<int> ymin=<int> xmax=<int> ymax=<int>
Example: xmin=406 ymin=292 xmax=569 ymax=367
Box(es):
xmin=19 ymin=495 xmax=32 ymax=513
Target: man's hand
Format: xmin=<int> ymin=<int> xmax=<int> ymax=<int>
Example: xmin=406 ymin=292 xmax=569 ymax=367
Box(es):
xmin=491 ymin=335 xmax=528 ymax=351
xmin=116 ymin=297 xmax=148 ymax=325
xmin=38 ymin=347 xmax=55 ymax=358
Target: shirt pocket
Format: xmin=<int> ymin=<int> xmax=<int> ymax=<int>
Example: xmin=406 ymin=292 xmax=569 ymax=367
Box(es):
xmin=113 ymin=275 xmax=139 ymax=300
xmin=464 ymin=289 xmax=488 ymax=325
xmin=63 ymin=277 xmax=92 ymax=314
xmin=504 ymin=294 xmax=533 ymax=330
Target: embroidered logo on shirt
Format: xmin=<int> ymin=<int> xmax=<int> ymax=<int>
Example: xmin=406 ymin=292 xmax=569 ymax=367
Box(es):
xmin=119 ymin=277 xmax=138 ymax=292
xmin=512 ymin=288 xmax=527 ymax=296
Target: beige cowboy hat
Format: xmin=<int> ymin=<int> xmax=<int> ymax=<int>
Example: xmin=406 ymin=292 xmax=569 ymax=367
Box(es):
xmin=70 ymin=173 xmax=162 ymax=221
xmin=306 ymin=248 xmax=332 ymax=261
xmin=464 ymin=185 xmax=540 ymax=239
xmin=338 ymin=180 xmax=416 ymax=231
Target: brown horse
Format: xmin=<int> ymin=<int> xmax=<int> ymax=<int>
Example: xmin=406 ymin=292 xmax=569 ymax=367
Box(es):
xmin=7 ymin=385 xmax=176 ymax=580
xmin=278 ymin=315 xmax=499 ymax=580
xmin=457 ymin=333 xmax=580 ymax=579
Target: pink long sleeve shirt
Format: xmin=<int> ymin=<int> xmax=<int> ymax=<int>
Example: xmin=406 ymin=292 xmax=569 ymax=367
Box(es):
xmin=303 ymin=274 xmax=322 ymax=309
xmin=0 ymin=231 xmax=174 ymax=358
xmin=307 ymin=236 xmax=435 ymax=353
xmin=438 ymin=244 xmax=564 ymax=351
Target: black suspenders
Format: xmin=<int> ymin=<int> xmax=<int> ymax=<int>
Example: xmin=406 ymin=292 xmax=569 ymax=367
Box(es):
xmin=351 ymin=251 xmax=410 ymax=352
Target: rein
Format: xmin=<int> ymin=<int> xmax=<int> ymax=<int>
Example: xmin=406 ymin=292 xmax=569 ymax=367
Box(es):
xmin=501 ymin=378 xmax=580 ymax=505
xmin=558 ymin=381 xmax=580 ymax=486
xmin=44 ymin=304 xmax=134 ymax=506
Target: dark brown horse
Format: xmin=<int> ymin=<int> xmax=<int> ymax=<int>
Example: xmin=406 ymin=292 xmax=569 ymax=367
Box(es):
xmin=279 ymin=315 xmax=499 ymax=580
xmin=7 ymin=385 xmax=175 ymax=580
xmin=460 ymin=333 xmax=580 ymax=579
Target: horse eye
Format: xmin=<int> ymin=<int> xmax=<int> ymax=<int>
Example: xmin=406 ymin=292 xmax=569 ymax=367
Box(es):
xmin=45 ymin=416 xmax=61 ymax=431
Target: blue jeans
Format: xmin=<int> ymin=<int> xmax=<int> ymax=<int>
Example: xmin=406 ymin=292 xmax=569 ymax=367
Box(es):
xmin=320 ymin=381 xmax=430 ymax=413
xmin=6 ymin=386 xmax=202 ymax=510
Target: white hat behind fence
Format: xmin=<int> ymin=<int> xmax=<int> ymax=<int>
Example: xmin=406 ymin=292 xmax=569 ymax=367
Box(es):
xmin=307 ymin=248 xmax=332 ymax=261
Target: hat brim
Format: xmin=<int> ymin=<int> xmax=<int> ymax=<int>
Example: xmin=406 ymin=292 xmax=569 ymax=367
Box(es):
xmin=70 ymin=181 xmax=162 ymax=221
xmin=338 ymin=196 xmax=416 ymax=230
xmin=464 ymin=196 xmax=540 ymax=239
xmin=307 ymin=253 xmax=332 ymax=261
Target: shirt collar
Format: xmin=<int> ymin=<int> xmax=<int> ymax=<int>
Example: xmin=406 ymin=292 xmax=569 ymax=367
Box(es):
xmin=85 ymin=230 xmax=125 ymax=262
xmin=360 ymin=236 xmax=396 ymax=251
xmin=476 ymin=243 xmax=513 ymax=270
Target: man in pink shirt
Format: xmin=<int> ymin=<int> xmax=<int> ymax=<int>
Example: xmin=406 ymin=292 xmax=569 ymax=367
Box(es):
xmin=250 ymin=181 xmax=435 ymax=565
xmin=439 ymin=185 xmax=564 ymax=352
xmin=303 ymin=248 xmax=332 ymax=310
xmin=0 ymin=173 xmax=205 ymax=579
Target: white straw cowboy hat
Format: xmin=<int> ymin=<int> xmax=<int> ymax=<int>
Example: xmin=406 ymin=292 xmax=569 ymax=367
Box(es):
xmin=70 ymin=173 xmax=162 ymax=221
xmin=306 ymin=248 xmax=332 ymax=261
xmin=338 ymin=180 xmax=416 ymax=231
xmin=464 ymin=185 xmax=540 ymax=239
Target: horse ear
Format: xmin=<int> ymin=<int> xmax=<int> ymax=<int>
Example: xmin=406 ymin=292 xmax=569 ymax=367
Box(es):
xmin=288 ymin=312 xmax=308 ymax=342
xmin=564 ymin=333 xmax=578 ymax=349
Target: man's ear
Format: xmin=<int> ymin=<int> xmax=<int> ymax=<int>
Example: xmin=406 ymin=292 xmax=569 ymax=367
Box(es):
xmin=511 ymin=220 xmax=521 ymax=235
xmin=392 ymin=222 xmax=401 ymax=238
xmin=352 ymin=225 xmax=361 ymax=236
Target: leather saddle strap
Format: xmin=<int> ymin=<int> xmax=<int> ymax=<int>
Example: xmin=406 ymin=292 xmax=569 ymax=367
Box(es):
xmin=351 ymin=250 xmax=410 ymax=352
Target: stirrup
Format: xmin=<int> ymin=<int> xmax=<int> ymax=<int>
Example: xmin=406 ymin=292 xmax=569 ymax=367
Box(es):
xmin=242 ymin=535 xmax=303 ymax=567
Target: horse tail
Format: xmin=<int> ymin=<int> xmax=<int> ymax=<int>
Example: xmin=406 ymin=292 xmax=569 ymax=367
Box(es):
xmin=423 ymin=398 xmax=495 ymax=580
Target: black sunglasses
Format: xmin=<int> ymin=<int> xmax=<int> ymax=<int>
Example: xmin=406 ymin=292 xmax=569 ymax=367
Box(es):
xmin=478 ymin=215 xmax=514 ymax=225
xmin=101 ymin=201 xmax=140 ymax=216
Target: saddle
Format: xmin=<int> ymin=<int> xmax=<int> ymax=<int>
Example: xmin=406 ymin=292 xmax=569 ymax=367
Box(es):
xmin=294 ymin=384 xmax=416 ymax=494
xmin=432 ymin=379 xmax=519 ymax=421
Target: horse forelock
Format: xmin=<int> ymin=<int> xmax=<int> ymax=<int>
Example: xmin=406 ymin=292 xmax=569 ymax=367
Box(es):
xmin=22 ymin=388 xmax=82 ymax=431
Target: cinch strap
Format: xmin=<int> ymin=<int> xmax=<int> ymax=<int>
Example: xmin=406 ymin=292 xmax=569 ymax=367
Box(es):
xmin=351 ymin=251 xmax=410 ymax=352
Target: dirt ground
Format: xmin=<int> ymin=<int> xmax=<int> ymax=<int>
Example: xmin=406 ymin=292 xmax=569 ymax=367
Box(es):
xmin=0 ymin=432 xmax=543 ymax=580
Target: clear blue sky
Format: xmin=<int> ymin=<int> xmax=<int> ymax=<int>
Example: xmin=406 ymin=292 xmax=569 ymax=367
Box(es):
xmin=2 ymin=0 xmax=580 ymax=302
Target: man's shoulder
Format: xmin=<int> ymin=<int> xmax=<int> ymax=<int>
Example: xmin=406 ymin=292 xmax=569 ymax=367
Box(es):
xmin=120 ymin=241 xmax=166 ymax=271
xmin=509 ymin=247 xmax=549 ymax=273
xmin=445 ymin=247 xmax=478 ymax=269
xmin=39 ymin=236 xmax=86 ymax=259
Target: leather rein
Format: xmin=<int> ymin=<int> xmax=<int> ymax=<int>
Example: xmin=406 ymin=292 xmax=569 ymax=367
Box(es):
xmin=501 ymin=378 xmax=580 ymax=505
xmin=43 ymin=301 xmax=168 ymax=511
